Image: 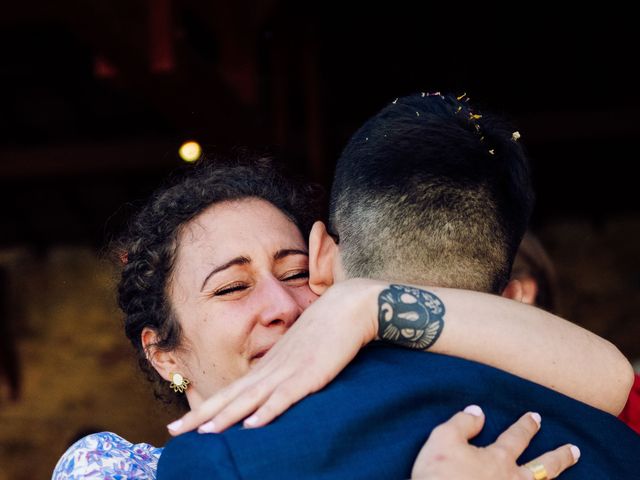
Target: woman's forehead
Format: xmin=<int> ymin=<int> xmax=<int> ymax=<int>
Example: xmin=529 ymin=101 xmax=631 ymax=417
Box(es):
xmin=176 ymin=198 xmax=305 ymax=261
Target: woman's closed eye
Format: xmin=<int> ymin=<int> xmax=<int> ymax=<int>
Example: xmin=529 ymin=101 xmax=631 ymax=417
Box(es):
xmin=210 ymin=269 xmax=308 ymax=297
xmin=212 ymin=282 xmax=249 ymax=296
xmin=280 ymin=270 xmax=309 ymax=282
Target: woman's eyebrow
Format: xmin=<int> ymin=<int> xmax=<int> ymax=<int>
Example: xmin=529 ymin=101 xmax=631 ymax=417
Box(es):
xmin=273 ymin=249 xmax=308 ymax=261
xmin=200 ymin=256 xmax=250 ymax=291
xmin=199 ymin=250 xmax=307 ymax=291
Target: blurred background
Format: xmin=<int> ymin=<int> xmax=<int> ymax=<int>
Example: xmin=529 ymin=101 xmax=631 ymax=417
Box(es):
xmin=0 ymin=1 xmax=638 ymax=478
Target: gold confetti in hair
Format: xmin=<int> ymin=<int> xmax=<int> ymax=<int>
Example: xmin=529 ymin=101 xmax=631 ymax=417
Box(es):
xmin=451 ymin=92 xmax=497 ymax=155
xmin=392 ymin=92 xmax=504 ymax=157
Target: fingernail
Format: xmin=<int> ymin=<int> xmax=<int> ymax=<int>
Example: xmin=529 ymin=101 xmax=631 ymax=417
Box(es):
xmin=570 ymin=445 xmax=581 ymax=462
xmin=244 ymin=414 xmax=259 ymax=427
xmin=197 ymin=421 xmax=216 ymax=434
xmin=463 ymin=405 xmax=483 ymax=417
xmin=530 ymin=412 xmax=542 ymax=427
xmin=167 ymin=419 xmax=183 ymax=432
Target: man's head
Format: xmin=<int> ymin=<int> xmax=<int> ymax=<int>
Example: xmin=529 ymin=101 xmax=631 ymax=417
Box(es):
xmin=311 ymin=93 xmax=534 ymax=294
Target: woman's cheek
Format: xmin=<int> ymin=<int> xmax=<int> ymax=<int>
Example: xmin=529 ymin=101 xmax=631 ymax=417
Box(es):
xmin=302 ymin=289 xmax=320 ymax=306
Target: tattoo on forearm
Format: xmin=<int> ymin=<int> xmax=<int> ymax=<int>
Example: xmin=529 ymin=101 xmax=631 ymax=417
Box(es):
xmin=377 ymin=284 xmax=445 ymax=350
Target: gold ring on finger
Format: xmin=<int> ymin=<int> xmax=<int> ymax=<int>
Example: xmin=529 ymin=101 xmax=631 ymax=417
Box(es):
xmin=525 ymin=461 xmax=549 ymax=480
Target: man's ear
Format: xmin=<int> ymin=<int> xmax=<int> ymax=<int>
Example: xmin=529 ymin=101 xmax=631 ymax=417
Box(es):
xmin=308 ymin=221 xmax=339 ymax=295
xmin=517 ymin=276 xmax=539 ymax=306
xmin=501 ymin=279 xmax=525 ymax=302
xmin=141 ymin=327 xmax=181 ymax=382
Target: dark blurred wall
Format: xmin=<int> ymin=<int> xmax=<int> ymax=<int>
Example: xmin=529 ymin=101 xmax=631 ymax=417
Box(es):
xmin=1 ymin=2 xmax=638 ymax=247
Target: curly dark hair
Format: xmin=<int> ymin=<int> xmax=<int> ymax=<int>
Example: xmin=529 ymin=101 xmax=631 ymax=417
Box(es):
xmin=116 ymin=155 xmax=321 ymax=410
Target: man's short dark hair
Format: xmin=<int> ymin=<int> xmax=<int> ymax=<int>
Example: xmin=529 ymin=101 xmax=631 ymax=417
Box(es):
xmin=329 ymin=93 xmax=534 ymax=293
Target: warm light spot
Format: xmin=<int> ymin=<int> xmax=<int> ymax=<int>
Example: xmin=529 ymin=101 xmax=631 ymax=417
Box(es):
xmin=179 ymin=141 xmax=202 ymax=162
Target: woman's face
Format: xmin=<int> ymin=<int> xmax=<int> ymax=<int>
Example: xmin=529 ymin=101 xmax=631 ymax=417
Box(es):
xmin=168 ymin=198 xmax=318 ymax=404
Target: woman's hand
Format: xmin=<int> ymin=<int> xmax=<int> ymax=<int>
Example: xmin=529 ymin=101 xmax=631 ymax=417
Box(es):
xmin=167 ymin=279 xmax=382 ymax=435
xmin=411 ymin=406 xmax=580 ymax=479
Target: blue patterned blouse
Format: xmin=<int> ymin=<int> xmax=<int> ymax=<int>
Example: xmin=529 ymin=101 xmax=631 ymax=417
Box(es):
xmin=52 ymin=432 xmax=163 ymax=479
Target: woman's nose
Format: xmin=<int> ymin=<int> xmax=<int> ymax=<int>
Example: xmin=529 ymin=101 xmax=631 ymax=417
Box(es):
xmin=255 ymin=277 xmax=303 ymax=329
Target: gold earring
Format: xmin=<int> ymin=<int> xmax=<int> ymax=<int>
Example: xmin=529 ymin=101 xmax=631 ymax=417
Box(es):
xmin=169 ymin=372 xmax=190 ymax=393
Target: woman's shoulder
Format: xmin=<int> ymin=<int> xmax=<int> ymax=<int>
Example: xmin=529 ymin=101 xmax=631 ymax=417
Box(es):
xmin=52 ymin=431 xmax=163 ymax=480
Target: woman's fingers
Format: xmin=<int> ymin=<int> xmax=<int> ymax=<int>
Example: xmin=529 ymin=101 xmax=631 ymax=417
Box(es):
xmin=492 ymin=412 xmax=541 ymax=459
xmin=214 ymin=367 xmax=317 ymax=431
xmin=411 ymin=406 xmax=485 ymax=479
xmin=519 ymin=444 xmax=580 ymax=479
xmin=242 ymin=373 xmax=320 ymax=428
xmin=204 ymin=379 xmax=281 ymax=432
xmin=166 ymin=372 xmax=265 ymax=435
xmin=168 ymin=352 xmax=307 ymax=435
xmin=429 ymin=405 xmax=486 ymax=443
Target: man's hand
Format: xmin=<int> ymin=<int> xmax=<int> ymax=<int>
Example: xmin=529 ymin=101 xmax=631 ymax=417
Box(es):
xmin=411 ymin=406 xmax=580 ymax=479
xmin=166 ymin=279 xmax=382 ymax=435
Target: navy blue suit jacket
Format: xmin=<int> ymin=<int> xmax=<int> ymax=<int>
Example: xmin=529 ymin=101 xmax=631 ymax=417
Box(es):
xmin=158 ymin=345 xmax=640 ymax=479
